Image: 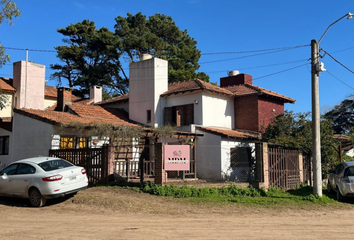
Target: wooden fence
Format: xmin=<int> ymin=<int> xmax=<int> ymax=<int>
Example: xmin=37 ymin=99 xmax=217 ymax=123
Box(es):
xmin=49 ymin=146 xmax=109 ymax=185
xmin=268 ymin=147 xmax=301 ymax=189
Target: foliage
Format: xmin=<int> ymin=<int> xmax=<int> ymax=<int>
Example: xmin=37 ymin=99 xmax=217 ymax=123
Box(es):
xmin=114 ymin=182 xmax=337 ymax=206
xmin=323 ymin=95 xmax=354 ymax=135
xmin=114 ymin=12 xmax=209 ymax=83
xmin=263 ymin=110 xmax=338 ymax=173
xmin=50 ymin=20 xmax=126 ymax=98
xmin=56 ymin=121 xmax=143 ymax=147
xmin=150 ymin=124 xmax=176 ymax=138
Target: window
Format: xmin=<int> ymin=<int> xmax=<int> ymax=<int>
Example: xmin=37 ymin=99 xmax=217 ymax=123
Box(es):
xmin=0 ymin=136 xmax=9 ymax=155
xmin=230 ymin=147 xmax=252 ymax=168
xmin=17 ymin=163 xmax=36 ymax=175
xmin=147 ymin=110 xmax=151 ymax=123
xmin=164 ymin=104 xmax=194 ymax=126
xmin=1 ymin=163 xmax=18 ymax=175
xmin=60 ymin=136 xmax=88 ymax=149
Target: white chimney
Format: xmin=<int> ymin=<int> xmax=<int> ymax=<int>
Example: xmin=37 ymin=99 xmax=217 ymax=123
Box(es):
xmin=90 ymin=86 xmax=102 ymax=103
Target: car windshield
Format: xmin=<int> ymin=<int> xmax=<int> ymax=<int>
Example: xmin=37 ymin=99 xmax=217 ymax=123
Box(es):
xmin=38 ymin=159 xmax=74 ymax=172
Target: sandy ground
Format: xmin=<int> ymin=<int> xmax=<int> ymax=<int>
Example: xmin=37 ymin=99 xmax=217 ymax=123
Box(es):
xmin=0 ymin=187 xmax=353 ymax=240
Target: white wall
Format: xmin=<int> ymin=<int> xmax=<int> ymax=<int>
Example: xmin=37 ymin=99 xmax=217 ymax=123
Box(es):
xmin=44 ymin=99 xmax=56 ymax=109
xmin=195 ymin=131 xmax=222 ymax=180
xmin=202 ymin=92 xmax=234 ymax=129
xmin=12 ymin=113 xmax=54 ymax=162
xmin=164 ymin=92 xmax=203 ymax=125
xmin=220 ymin=140 xmax=255 ymax=181
xmin=129 ymin=57 xmax=168 ymax=127
xmin=0 ymin=93 xmax=13 ymax=118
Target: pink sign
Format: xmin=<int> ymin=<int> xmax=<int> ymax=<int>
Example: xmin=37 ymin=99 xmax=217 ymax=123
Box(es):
xmin=164 ymin=145 xmax=190 ymax=171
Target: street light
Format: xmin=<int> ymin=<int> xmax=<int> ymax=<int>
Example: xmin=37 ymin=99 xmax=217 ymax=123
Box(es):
xmin=311 ymin=12 xmax=354 ymax=196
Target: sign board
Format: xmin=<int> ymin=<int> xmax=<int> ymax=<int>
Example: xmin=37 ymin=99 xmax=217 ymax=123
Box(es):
xmin=164 ymin=145 xmax=190 ymax=171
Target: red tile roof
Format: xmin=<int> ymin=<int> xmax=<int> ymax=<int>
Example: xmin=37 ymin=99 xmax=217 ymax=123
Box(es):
xmin=0 ymin=78 xmax=16 ymax=93
xmin=161 ymin=79 xmax=234 ymax=97
xmin=226 ymin=84 xmax=295 ymax=103
xmin=14 ymin=105 xmax=138 ymax=127
xmin=97 ymin=93 xmax=129 ymax=105
xmin=196 ymin=126 xmax=262 ymax=140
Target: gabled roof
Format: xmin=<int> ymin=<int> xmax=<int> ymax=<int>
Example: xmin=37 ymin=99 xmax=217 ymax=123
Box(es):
xmin=161 ymin=79 xmax=234 ymax=97
xmin=14 ymin=105 xmax=138 ymax=127
xmin=44 ymin=85 xmax=81 ymax=102
xmin=196 ymin=126 xmax=262 ymax=140
xmin=0 ymin=78 xmax=16 ymax=93
xmin=97 ymin=93 xmax=129 ymax=106
xmin=225 ymin=84 xmax=295 ymax=103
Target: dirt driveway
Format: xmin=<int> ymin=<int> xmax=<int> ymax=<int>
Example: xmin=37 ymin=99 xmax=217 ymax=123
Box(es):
xmin=0 ymin=187 xmax=353 ymax=240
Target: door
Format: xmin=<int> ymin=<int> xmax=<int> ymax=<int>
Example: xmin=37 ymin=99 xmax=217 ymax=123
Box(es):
xmin=12 ymin=163 xmax=36 ymax=197
xmin=0 ymin=163 xmax=19 ymax=196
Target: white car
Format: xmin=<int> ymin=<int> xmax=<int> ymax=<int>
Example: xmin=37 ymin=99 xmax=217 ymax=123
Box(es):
xmin=0 ymin=157 xmax=88 ymax=207
xmin=327 ymin=161 xmax=354 ymax=201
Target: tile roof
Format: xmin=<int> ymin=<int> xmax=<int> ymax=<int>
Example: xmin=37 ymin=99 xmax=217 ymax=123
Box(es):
xmin=14 ymin=105 xmax=138 ymax=127
xmin=97 ymin=93 xmax=129 ymax=105
xmin=196 ymin=126 xmax=262 ymax=140
xmin=44 ymin=86 xmax=81 ymax=101
xmin=226 ymin=84 xmax=295 ymax=103
xmin=161 ymin=79 xmax=234 ymax=97
xmin=0 ymin=78 xmax=16 ymax=93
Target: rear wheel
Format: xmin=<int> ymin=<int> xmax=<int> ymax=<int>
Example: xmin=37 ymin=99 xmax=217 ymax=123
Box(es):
xmin=336 ymin=187 xmax=345 ymax=202
xmin=29 ymin=188 xmax=46 ymax=207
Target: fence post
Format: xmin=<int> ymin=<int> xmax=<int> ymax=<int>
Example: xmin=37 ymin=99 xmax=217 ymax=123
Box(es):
xmin=126 ymin=158 xmax=130 ymax=181
xmin=155 ymin=142 xmax=167 ymax=185
xmin=261 ymin=142 xmax=270 ymax=190
xmin=299 ymin=151 xmax=304 ymax=183
xmin=139 ymin=158 xmax=144 ymax=183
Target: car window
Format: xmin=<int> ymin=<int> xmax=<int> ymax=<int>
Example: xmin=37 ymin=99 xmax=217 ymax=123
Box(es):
xmin=17 ymin=163 xmax=36 ymax=175
xmin=1 ymin=164 xmax=19 ymax=175
xmin=38 ymin=159 xmax=74 ymax=172
xmin=335 ymin=164 xmax=345 ymax=175
xmin=345 ymin=167 xmax=354 ymax=177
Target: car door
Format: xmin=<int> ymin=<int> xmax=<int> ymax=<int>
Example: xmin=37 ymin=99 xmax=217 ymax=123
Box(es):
xmin=333 ymin=164 xmax=345 ymax=189
xmin=0 ymin=164 xmax=19 ymax=196
xmin=12 ymin=163 xmax=36 ymax=197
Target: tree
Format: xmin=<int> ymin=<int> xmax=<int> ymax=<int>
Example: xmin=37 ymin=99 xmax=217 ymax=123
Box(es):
xmin=0 ymin=0 xmax=20 ymax=67
xmin=114 ymin=12 xmax=209 ymax=83
xmin=50 ymin=20 xmax=127 ymax=97
xmin=323 ymin=95 xmax=354 ymax=134
xmin=263 ymin=111 xmax=338 ymax=173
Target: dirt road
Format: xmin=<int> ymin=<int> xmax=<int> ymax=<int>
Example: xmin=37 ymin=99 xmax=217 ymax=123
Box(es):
xmin=0 ymin=187 xmax=352 ymax=240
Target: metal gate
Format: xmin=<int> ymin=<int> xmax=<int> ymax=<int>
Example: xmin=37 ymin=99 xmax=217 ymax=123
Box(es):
xmin=268 ymin=147 xmax=301 ymax=189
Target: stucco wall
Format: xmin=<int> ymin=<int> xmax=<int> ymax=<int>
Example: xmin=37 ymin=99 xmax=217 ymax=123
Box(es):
xmin=0 ymin=93 xmax=13 ymax=118
xmin=196 ymin=131 xmax=222 ymax=180
xmin=44 ymin=99 xmax=56 ymax=109
xmin=220 ymin=140 xmax=255 ymax=181
xmin=12 ymin=113 xmax=54 ymax=162
xmin=202 ymin=92 xmax=234 ymax=129
xmin=129 ymin=58 xmax=168 ymax=127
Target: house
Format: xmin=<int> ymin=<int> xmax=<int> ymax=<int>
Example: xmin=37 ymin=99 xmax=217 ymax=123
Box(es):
xmin=98 ymin=55 xmax=295 ymax=181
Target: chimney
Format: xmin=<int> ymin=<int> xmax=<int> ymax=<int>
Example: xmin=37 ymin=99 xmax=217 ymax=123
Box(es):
xmin=56 ymin=87 xmax=72 ymax=111
xmin=220 ymin=71 xmax=253 ymax=87
xmin=13 ymin=61 xmax=45 ymax=110
xmin=90 ymin=85 xmax=102 ymax=103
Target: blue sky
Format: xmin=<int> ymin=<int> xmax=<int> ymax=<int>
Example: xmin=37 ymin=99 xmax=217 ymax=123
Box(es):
xmin=1 ymin=0 xmax=354 ymax=114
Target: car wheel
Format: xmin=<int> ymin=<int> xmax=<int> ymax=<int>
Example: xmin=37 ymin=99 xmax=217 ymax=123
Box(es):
xmin=336 ymin=187 xmax=345 ymax=202
xmin=327 ymin=181 xmax=332 ymax=194
xmin=29 ymin=188 xmax=46 ymax=207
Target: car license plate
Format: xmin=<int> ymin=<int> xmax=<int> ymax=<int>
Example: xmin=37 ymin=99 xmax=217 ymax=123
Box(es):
xmin=69 ymin=176 xmax=77 ymax=181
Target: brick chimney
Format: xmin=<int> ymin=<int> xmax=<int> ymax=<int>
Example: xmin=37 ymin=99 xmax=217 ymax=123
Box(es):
xmin=220 ymin=71 xmax=253 ymax=87
xmin=56 ymin=87 xmax=72 ymax=111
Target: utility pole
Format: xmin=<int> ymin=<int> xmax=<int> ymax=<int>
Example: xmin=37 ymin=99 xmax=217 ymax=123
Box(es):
xmin=311 ymin=39 xmax=322 ymax=196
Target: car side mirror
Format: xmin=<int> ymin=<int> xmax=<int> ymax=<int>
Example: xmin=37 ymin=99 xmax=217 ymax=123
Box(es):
xmin=1 ymin=173 xmax=8 ymax=179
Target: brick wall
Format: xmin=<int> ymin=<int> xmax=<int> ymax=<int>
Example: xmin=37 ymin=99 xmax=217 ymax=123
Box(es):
xmin=257 ymin=96 xmax=284 ymax=132
xmin=234 ymin=95 xmax=259 ymax=131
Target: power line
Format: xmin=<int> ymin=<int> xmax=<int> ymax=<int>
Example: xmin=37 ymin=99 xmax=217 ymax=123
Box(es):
xmin=253 ymin=63 xmax=309 ymax=81
xmin=321 ymin=48 xmax=354 ymax=75
xmin=4 ymin=47 xmax=56 ymax=53
xmin=326 ymin=70 xmax=354 ymax=91
xmin=202 ymin=44 xmax=310 ymax=55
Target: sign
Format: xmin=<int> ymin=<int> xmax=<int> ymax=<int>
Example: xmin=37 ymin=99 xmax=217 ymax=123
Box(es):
xmin=164 ymin=145 xmax=190 ymax=171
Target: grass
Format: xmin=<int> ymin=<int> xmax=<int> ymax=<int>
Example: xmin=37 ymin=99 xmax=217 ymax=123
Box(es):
xmin=104 ymin=181 xmax=343 ymax=208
